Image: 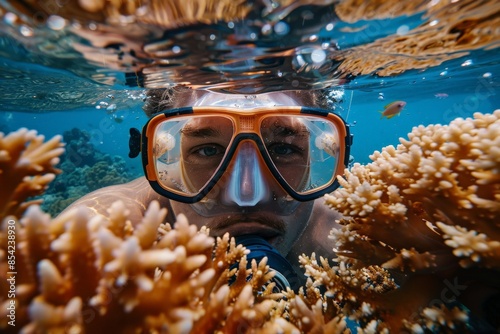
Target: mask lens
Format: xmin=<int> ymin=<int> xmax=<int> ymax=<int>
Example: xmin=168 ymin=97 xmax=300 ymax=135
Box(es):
xmin=152 ymin=115 xmax=234 ymax=196
xmin=260 ymin=115 xmax=340 ymax=194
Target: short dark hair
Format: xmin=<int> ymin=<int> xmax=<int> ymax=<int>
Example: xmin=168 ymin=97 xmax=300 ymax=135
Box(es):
xmin=142 ymin=87 xmax=333 ymax=117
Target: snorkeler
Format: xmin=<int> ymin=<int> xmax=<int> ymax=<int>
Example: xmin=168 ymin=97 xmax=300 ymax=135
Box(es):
xmin=63 ymin=88 xmax=353 ymax=288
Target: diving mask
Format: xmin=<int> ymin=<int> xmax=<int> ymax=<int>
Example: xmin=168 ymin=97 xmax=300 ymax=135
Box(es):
xmin=129 ymin=106 xmax=352 ymax=215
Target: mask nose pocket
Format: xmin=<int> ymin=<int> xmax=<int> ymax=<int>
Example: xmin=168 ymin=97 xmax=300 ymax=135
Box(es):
xmin=224 ymin=141 xmax=268 ymax=206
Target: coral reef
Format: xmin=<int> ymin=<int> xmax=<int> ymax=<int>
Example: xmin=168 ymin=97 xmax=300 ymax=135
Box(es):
xmin=2 ymin=201 xmax=289 ymax=333
xmin=325 ymin=110 xmax=500 ymax=332
xmin=1 ymin=110 xmax=499 ymax=333
xmin=41 ymin=128 xmax=140 ymax=216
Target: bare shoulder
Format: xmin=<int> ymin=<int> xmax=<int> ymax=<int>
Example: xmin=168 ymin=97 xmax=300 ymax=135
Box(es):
xmin=60 ymin=177 xmax=170 ymax=223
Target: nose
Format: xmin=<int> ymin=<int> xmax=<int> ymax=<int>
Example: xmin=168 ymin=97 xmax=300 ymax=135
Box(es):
xmin=222 ymin=141 xmax=270 ymax=206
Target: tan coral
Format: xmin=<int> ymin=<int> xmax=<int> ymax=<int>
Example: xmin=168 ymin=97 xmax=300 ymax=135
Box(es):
xmin=324 ymin=110 xmax=500 ymax=332
xmin=5 ymin=0 xmax=341 ymax=29
xmin=437 ymin=222 xmax=500 ymax=268
xmin=2 ymin=195 xmax=303 ymax=333
xmin=0 ymin=128 xmax=63 ymax=218
xmin=0 ymin=128 xmax=302 ymax=333
xmin=404 ymin=304 xmax=469 ymax=334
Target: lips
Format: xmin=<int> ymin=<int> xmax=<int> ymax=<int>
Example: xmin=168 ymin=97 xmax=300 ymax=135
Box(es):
xmin=207 ymin=213 xmax=287 ymax=247
xmin=215 ymin=222 xmax=283 ymax=245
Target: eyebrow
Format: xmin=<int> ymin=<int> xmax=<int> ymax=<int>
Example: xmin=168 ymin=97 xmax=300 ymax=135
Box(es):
xmin=181 ymin=125 xmax=222 ymax=137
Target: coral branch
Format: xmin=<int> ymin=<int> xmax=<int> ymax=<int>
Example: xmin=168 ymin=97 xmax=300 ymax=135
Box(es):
xmin=0 ymin=129 xmax=63 ymax=217
xmin=324 ymin=110 xmax=500 ymax=332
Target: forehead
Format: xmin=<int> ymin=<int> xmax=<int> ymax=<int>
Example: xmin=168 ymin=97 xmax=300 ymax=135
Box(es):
xmin=192 ymin=91 xmax=301 ymax=108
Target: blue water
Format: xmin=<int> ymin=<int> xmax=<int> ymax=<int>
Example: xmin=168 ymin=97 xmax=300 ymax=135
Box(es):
xmin=3 ymin=99 xmax=148 ymax=172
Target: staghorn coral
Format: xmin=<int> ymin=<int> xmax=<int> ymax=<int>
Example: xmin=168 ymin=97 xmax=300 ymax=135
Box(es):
xmin=1 ymin=202 xmax=287 ymax=333
xmin=0 ymin=128 xmax=64 ymax=218
xmin=324 ymin=110 xmax=500 ymax=332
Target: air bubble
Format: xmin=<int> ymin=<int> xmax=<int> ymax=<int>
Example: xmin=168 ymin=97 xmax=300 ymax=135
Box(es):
xmin=4 ymin=12 xmax=17 ymax=25
xmin=396 ymin=25 xmax=409 ymax=35
xmin=106 ymin=104 xmax=117 ymax=112
xmin=20 ymin=25 xmax=33 ymax=37
xmin=310 ymin=49 xmax=326 ymax=64
xmin=47 ymin=15 xmax=66 ymax=30
xmin=274 ymin=21 xmax=290 ymax=35
xmin=461 ymin=59 xmax=473 ymax=67
xmin=309 ymin=34 xmax=318 ymax=42
xmin=261 ymin=24 xmax=272 ymax=35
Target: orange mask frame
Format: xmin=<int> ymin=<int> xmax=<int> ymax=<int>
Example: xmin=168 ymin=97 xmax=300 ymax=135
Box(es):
xmin=129 ymin=106 xmax=353 ymax=203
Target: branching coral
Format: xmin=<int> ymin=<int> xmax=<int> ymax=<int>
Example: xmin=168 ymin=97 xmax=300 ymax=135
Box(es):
xmin=324 ymin=110 xmax=500 ymax=332
xmin=0 ymin=178 xmax=282 ymax=332
xmin=0 ymin=128 xmax=63 ymax=218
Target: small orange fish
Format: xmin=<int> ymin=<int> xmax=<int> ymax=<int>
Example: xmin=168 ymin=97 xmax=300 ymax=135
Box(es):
xmin=380 ymin=101 xmax=406 ymax=119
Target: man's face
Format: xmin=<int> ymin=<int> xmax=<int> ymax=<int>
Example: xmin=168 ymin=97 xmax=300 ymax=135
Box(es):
xmin=169 ymin=92 xmax=315 ymax=255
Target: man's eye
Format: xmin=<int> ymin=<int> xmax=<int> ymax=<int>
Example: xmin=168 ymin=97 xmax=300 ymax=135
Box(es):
xmin=268 ymin=144 xmax=295 ymax=155
xmin=196 ymin=145 xmax=224 ymax=157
